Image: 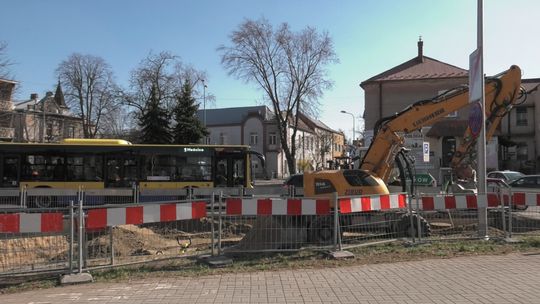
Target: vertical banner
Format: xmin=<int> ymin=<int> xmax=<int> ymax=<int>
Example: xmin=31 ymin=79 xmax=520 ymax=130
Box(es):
xmin=423 ymin=142 xmax=430 ymax=162
xmin=469 ymin=49 xmax=482 ymax=103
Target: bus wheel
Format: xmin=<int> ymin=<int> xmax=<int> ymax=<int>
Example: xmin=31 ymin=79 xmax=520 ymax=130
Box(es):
xmin=29 ymin=196 xmax=53 ymax=208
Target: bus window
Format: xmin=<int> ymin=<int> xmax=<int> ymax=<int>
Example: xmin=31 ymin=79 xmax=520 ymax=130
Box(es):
xmin=232 ymin=158 xmax=245 ymax=186
xmin=183 ymin=156 xmax=211 ymax=181
xmin=23 ymin=155 xmax=65 ymax=181
xmin=106 ymin=158 xmax=121 ymax=186
xmin=106 ymin=156 xmax=138 ymax=187
xmin=67 ymin=155 xmax=102 ymax=181
xmin=124 ymin=158 xmax=138 ymax=183
xmin=215 ymin=160 xmax=228 ymax=187
xmin=67 ymin=156 xmax=84 ymax=180
xmin=2 ymin=156 xmax=19 ymax=187
xmin=144 ymin=155 xmax=174 ymax=181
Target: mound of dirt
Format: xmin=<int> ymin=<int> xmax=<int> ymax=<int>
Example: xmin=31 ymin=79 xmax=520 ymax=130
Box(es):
xmin=87 ymin=225 xmax=181 ymax=257
xmin=0 ymin=236 xmax=68 ymax=271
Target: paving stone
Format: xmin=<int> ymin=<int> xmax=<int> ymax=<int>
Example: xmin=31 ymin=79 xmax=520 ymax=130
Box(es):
xmin=2 ymin=254 xmax=540 ymax=303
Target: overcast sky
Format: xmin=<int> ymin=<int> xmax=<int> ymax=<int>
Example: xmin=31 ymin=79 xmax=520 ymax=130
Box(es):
xmin=2 ymin=0 xmax=539 ymax=139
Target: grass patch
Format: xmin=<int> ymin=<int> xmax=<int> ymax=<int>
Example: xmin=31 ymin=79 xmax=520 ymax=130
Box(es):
xmin=2 ymin=238 xmax=540 ymax=294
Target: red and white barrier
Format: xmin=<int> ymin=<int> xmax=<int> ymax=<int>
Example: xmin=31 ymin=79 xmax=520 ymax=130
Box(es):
xmin=511 ymin=192 xmax=540 ymax=207
xmin=417 ymin=192 xmax=540 ymax=211
xmin=86 ymin=202 xmax=207 ymax=229
xmin=226 ymin=198 xmax=331 ymax=216
xmin=339 ymin=194 xmax=407 ymax=214
xmin=0 ymin=213 xmax=63 ymax=233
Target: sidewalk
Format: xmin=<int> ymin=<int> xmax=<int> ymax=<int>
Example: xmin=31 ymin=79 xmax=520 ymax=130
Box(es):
xmin=2 ymin=253 xmax=539 ymax=303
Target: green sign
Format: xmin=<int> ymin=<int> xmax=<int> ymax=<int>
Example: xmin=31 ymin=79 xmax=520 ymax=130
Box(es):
xmin=414 ymin=174 xmax=435 ymax=186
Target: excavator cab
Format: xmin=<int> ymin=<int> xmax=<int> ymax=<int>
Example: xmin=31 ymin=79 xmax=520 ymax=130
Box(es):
xmin=303 ymin=169 xmax=389 ymax=197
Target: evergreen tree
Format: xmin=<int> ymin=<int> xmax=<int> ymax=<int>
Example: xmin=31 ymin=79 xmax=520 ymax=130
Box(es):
xmin=138 ymin=85 xmax=172 ymax=144
xmin=172 ymin=81 xmax=209 ymax=144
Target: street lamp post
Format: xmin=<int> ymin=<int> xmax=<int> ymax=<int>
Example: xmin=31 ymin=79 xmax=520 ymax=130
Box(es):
xmin=340 ymin=110 xmax=355 ymax=144
xmin=202 ymin=79 xmax=207 ymax=127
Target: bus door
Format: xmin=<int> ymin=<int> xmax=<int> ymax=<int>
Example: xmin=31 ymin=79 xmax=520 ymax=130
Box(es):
xmin=1 ymin=155 xmax=20 ymax=188
xmin=105 ymin=155 xmax=139 ymax=188
xmin=215 ymin=153 xmax=246 ymax=187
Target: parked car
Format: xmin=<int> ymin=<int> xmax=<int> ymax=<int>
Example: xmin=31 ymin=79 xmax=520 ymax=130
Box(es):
xmin=509 ymin=175 xmax=540 ymax=191
xmin=487 ymin=170 xmax=525 ymax=183
xmin=505 ymin=175 xmax=540 ymax=210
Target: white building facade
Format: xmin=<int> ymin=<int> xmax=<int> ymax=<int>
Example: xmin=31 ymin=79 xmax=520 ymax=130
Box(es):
xmin=199 ymin=106 xmax=344 ymax=179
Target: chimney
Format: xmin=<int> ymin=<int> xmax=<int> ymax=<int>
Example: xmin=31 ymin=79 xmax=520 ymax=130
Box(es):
xmin=45 ymin=91 xmax=53 ymax=97
xmin=417 ymin=36 xmax=424 ymax=61
xmin=30 ymin=93 xmax=38 ymax=100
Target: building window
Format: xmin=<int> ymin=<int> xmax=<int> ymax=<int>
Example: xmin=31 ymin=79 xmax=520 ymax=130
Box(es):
xmin=46 ymin=122 xmax=53 ymax=137
xmin=269 ymin=133 xmax=277 ymax=145
xmin=250 ymin=132 xmax=258 ymax=145
xmin=516 ymin=107 xmax=528 ymax=126
xmin=67 ymin=126 xmax=75 ymax=138
xmin=219 ymin=132 xmax=227 ymax=145
xmin=517 ymin=144 xmax=528 ymax=161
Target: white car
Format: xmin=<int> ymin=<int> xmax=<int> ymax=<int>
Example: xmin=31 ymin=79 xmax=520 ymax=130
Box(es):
xmin=487 ymin=170 xmax=525 ymax=183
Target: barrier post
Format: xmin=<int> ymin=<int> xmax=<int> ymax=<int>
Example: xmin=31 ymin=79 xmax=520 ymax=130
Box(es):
xmin=110 ymin=226 xmax=115 ymax=265
xmin=508 ymin=188 xmax=513 ymax=238
xmin=499 ymin=189 xmax=507 ymax=240
xmin=478 ymin=193 xmax=489 ymax=240
xmin=22 ymin=185 xmax=27 ymax=208
xmin=78 ymin=190 xmax=84 ymax=273
xmin=218 ymin=191 xmax=223 ymax=256
xmin=69 ymin=199 xmax=74 ymax=272
xmin=333 ymin=192 xmax=340 ymax=251
xmin=409 ymin=193 xmax=416 ymax=243
xmin=210 ymin=193 xmax=216 ymax=257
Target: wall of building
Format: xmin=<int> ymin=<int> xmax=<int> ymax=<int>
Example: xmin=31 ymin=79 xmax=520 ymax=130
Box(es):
xmin=363 ymin=77 xmax=468 ymax=131
xmin=499 ymin=84 xmax=539 ymax=173
xmin=243 ymin=116 xmax=264 ymax=152
xmin=207 ymin=126 xmax=241 ymax=145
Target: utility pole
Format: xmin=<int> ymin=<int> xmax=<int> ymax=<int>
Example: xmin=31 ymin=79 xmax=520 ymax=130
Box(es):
xmin=475 ymin=0 xmax=488 ymax=239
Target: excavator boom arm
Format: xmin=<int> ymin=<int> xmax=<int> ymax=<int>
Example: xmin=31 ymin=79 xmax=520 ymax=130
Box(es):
xmin=361 ymin=65 xmax=522 ymax=182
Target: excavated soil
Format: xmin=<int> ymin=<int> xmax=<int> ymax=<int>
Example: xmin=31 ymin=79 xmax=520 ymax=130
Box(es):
xmin=0 ymin=236 xmax=68 ymax=271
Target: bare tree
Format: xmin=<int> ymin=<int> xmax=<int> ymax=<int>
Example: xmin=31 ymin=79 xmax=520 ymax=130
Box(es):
xmin=219 ymin=18 xmax=338 ymax=174
xmin=99 ymin=106 xmax=137 ymax=139
xmin=123 ymin=51 xmax=209 ymax=118
xmin=56 ymin=53 xmax=119 ymax=138
xmin=0 ymin=41 xmax=14 ymax=79
xmin=312 ymin=130 xmax=334 ymax=170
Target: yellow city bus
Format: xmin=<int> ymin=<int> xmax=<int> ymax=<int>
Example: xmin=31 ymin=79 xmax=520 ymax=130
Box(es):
xmin=0 ymin=139 xmax=265 ymax=190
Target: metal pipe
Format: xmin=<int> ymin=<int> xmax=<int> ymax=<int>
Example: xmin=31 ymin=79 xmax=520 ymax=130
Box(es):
xmin=69 ymin=200 xmax=74 ymax=272
xmin=210 ymin=194 xmax=215 ymax=257
xmin=333 ymin=192 xmax=340 ymax=251
xmin=78 ymin=192 xmax=84 ymax=273
xmin=218 ymin=191 xmax=223 ymax=256
xmin=110 ymin=226 xmax=115 ymax=265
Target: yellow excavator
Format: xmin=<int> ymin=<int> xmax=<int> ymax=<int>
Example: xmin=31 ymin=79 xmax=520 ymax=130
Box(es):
xmin=296 ymin=65 xmax=526 ymax=244
xmin=305 ymin=65 xmax=524 ymax=198
xmin=239 ymin=66 xmax=526 ymax=247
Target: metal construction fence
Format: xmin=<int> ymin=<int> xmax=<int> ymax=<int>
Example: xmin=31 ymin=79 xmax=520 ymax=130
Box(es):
xmin=1 ymin=186 xmax=540 ymax=277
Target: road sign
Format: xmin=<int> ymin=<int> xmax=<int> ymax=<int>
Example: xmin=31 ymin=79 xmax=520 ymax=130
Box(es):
xmin=423 ymin=142 xmax=429 ymax=162
xmin=469 ymin=48 xmax=483 ymax=103
xmin=469 ymin=102 xmax=483 ymax=137
xmin=414 ymin=173 xmax=435 ymax=186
